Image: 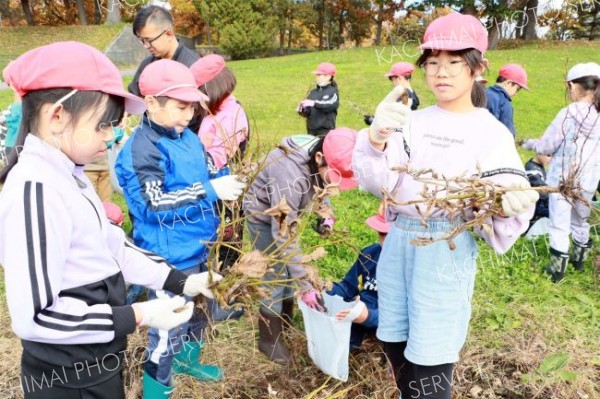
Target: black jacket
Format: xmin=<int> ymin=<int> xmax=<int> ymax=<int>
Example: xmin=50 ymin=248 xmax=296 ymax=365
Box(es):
xmin=128 ymin=42 xmax=201 ymax=132
xmin=304 ymin=83 xmax=339 ymax=136
xmin=525 ymin=158 xmax=549 ymax=219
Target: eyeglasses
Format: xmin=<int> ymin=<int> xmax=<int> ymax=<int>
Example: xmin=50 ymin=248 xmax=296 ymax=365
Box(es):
xmin=422 ymin=60 xmax=467 ymax=77
xmin=137 ymin=30 xmax=168 ymax=46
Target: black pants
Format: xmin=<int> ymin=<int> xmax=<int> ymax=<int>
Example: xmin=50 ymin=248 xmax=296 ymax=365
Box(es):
xmin=384 ymin=341 xmax=454 ymax=399
xmin=22 ymin=371 xmax=124 ymax=399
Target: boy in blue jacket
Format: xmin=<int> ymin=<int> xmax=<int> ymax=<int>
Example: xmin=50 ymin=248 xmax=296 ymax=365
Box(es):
xmin=328 ymin=213 xmax=389 ymax=350
xmin=115 ymin=59 xmax=245 ymax=397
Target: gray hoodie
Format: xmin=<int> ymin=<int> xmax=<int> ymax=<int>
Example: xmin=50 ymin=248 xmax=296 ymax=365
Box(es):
xmin=243 ymin=135 xmax=321 ymax=278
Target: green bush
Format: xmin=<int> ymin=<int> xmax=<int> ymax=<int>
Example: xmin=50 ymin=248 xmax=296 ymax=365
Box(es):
xmin=220 ymin=14 xmax=275 ymax=60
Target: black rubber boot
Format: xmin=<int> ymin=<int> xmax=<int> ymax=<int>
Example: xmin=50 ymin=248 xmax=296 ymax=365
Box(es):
xmin=258 ymin=311 xmax=291 ymax=364
xmin=571 ymin=239 xmax=592 ymax=272
xmin=280 ymin=298 xmax=294 ymax=331
xmin=544 ymin=247 xmax=569 ymax=283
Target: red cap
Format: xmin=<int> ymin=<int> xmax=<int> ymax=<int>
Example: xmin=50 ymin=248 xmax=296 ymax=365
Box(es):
xmin=385 ymin=62 xmax=415 ymax=78
xmin=323 ymin=127 xmax=358 ymax=190
xmin=366 ymin=214 xmax=390 ymax=234
xmin=312 ymin=62 xmax=336 ymax=76
xmin=103 ymin=202 xmax=123 ymax=225
xmin=420 ymin=13 xmax=488 ymax=54
xmin=498 ymin=64 xmax=529 ymax=91
xmin=2 ymin=41 xmax=146 ymax=114
xmin=139 ymin=59 xmax=209 ymax=103
xmin=190 ymin=54 xmax=226 ymax=87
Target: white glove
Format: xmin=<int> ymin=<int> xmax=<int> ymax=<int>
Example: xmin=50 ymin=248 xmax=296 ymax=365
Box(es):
xmin=501 ymin=185 xmax=539 ymax=217
xmin=370 ymin=85 xmax=411 ymax=144
xmin=210 ymin=175 xmax=246 ymax=201
xmin=183 ymin=271 xmax=223 ymax=299
xmin=301 ymin=99 xmax=315 ymax=107
xmin=521 ymin=139 xmax=538 ymax=151
xmin=133 ymin=296 xmax=193 ymax=331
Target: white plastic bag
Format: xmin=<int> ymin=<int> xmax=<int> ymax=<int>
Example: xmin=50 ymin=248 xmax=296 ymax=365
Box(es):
xmin=108 ymin=143 xmax=124 ymax=195
xmin=298 ymin=293 xmax=365 ymax=382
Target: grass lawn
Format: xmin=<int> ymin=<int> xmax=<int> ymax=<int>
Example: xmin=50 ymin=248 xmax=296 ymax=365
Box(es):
xmin=0 ymin=38 xmax=599 ymax=398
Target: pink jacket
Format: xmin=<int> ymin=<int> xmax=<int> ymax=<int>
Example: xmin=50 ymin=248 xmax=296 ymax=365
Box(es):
xmin=353 ymin=105 xmax=534 ymax=254
xmin=199 ymin=95 xmax=249 ymax=169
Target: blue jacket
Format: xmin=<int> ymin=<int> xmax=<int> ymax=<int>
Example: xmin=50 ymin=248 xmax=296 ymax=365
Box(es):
xmin=327 ymin=243 xmax=380 ymax=328
xmin=485 ymin=85 xmax=515 ymax=136
xmin=115 ymin=116 xmax=225 ymax=271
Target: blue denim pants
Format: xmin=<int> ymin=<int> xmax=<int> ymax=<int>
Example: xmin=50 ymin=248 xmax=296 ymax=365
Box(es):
xmin=376 ymin=215 xmax=478 ymax=366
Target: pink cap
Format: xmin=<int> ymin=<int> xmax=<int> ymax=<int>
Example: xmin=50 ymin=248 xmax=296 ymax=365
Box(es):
xmin=139 ymin=59 xmax=209 ymax=103
xmin=2 ymin=41 xmax=146 ymax=114
xmin=312 ymin=62 xmax=336 ymax=76
xmin=420 ymin=13 xmax=488 ymax=54
xmin=385 ymin=62 xmax=415 ymax=78
xmin=323 ymin=127 xmax=358 ymax=190
xmin=103 ymin=202 xmax=123 ymax=225
xmin=498 ymin=64 xmax=529 ymax=90
xmin=365 ymin=214 xmax=390 ymax=234
xmin=190 ymin=54 xmax=226 ymax=87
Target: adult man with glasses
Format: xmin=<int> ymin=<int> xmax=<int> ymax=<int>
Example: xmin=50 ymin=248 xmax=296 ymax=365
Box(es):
xmin=485 ymin=63 xmax=529 ymax=138
xmin=128 ymin=5 xmax=201 ymax=132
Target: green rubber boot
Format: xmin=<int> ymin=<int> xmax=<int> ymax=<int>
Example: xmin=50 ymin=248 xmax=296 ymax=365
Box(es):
xmin=172 ymin=341 xmax=223 ymax=382
xmin=142 ymin=371 xmax=173 ymax=399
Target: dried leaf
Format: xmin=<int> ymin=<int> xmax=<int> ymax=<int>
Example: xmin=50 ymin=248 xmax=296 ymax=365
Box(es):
xmin=301 ymin=264 xmax=325 ymax=291
xmin=264 ymin=197 xmax=292 ymax=219
xmin=315 ymin=203 xmax=334 ymax=219
xmin=264 ymin=197 xmax=292 ymax=235
xmin=301 ymin=247 xmax=327 ymax=263
xmin=233 ymin=250 xmax=269 ymax=278
xmin=314 ymin=183 xmax=341 ymax=200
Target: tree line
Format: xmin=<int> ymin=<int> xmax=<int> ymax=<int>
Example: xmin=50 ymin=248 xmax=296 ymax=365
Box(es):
xmin=1 ymin=0 xmax=598 ymax=59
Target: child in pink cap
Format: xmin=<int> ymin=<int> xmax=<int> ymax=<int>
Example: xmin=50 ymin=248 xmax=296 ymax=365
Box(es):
xmin=353 ymin=13 xmax=538 ymax=398
xmin=486 ymin=63 xmax=529 ymax=137
xmin=243 ymin=128 xmax=358 ymax=364
xmin=297 ymin=62 xmax=340 ymax=136
xmin=115 ymin=59 xmax=246 ymax=394
xmin=364 ymin=62 xmax=421 ymax=126
xmin=190 ymin=54 xmax=249 ymax=318
xmin=0 ymin=42 xmax=223 ymax=399
xmin=190 ymin=54 xmax=249 ymax=170
xmin=328 ymin=213 xmax=390 ymax=350
xmin=522 ymin=62 xmax=600 ymax=282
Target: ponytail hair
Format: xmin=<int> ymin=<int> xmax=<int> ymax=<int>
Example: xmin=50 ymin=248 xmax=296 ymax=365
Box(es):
xmin=0 ymin=89 xmax=125 ymax=183
xmin=307 ymin=135 xmax=326 ymax=188
xmin=416 ymin=48 xmax=487 ymax=108
xmin=570 ymin=75 xmax=600 ymax=112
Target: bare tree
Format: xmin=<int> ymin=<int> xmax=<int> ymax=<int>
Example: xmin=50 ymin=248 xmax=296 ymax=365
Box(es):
xmin=523 ymin=0 xmax=538 ymax=40
xmin=21 ymin=0 xmax=34 ymax=26
xmin=106 ymin=0 xmax=122 ymax=24
xmin=75 ymin=0 xmax=88 ymax=25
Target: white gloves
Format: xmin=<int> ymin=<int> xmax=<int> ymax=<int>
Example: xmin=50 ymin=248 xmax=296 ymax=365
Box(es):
xmin=501 ymin=185 xmax=539 ymax=217
xmin=183 ymin=271 xmax=223 ymax=299
xmin=133 ymin=296 xmax=193 ymax=331
xmin=370 ymin=85 xmax=411 ymax=144
xmin=210 ymin=175 xmax=246 ymax=201
xmin=521 ymin=139 xmax=538 ymax=151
